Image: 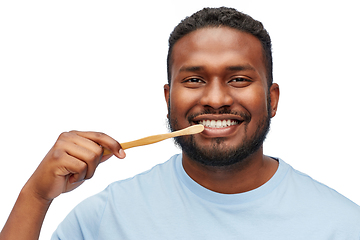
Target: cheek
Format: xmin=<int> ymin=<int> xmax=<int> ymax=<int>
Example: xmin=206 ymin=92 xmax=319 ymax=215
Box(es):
xmin=169 ymin=87 xmax=202 ymax=116
xmin=234 ymin=86 xmax=268 ymax=116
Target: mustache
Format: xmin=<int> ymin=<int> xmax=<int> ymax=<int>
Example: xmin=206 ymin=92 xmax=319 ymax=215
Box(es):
xmin=187 ymin=108 xmax=251 ymax=123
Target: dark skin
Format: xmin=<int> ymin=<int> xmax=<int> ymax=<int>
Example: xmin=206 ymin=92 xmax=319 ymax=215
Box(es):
xmin=0 ymin=132 xmax=125 ymax=240
xmin=1 ymin=26 xmax=280 ymax=240
xmin=164 ymin=27 xmax=280 ymax=194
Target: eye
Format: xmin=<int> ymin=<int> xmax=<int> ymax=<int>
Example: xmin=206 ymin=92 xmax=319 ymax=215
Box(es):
xmin=182 ymin=77 xmax=205 ymax=88
xmin=228 ymin=77 xmax=252 ymax=87
xmin=185 ymin=78 xmax=204 ymax=83
xmin=230 ymin=77 xmax=249 ymax=82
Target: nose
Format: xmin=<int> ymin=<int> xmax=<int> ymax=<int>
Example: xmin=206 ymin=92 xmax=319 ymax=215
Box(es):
xmin=199 ymin=80 xmax=234 ymax=109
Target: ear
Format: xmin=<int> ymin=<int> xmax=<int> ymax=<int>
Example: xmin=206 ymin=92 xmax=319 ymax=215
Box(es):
xmin=269 ymin=83 xmax=280 ymax=118
xmin=164 ymin=84 xmax=170 ymax=118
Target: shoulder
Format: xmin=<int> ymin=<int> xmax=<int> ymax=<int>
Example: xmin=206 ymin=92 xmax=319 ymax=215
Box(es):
xmin=286 ymin=161 xmax=357 ymax=203
xmin=51 ymin=188 xmax=109 ymax=239
xmin=280 ymin=159 xmax=360 ymax=222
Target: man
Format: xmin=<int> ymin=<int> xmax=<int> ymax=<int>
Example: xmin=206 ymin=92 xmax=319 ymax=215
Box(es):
xmin=1 ymin=7 xmax=359 ymax=240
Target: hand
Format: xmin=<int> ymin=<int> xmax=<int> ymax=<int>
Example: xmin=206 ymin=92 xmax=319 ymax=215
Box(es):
xmin=24 ymin=131 xmax=125 ymax=203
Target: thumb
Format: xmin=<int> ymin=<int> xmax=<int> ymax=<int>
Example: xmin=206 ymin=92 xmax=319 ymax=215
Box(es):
xmin=101 ymin=147 xmax=126 ymax=162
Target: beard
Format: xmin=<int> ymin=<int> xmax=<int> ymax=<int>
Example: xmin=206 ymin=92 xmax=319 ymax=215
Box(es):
xmin=167 ymin=99 xmax=272 ymax=168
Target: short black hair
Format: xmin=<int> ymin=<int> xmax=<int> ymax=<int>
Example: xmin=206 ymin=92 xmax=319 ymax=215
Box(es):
xmin=167 ymin=7 xmax=273 ymax=88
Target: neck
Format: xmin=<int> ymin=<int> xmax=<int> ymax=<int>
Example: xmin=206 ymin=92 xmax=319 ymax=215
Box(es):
xmin=181 ymin=148 xmax=278 ymax=194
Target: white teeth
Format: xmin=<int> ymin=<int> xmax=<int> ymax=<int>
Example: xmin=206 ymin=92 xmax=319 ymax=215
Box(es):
xmin=216 ymin=120 xmax=222 ymax=128
xmin=199 ymin=119 xmax=238 ymax=128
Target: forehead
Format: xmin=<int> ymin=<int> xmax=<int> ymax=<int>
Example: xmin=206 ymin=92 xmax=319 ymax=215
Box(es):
xmin=170 ymin=27 xmax=267 ymax=83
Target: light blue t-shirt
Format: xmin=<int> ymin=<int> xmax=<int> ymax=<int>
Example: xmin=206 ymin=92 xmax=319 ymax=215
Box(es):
xmin=52 ymin=154 xmax=360 ymax=239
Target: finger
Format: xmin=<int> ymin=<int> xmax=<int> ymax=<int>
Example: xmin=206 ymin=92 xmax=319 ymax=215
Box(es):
xmin=52 ymin=150 xmax=88 ymax=184
xmin=57 ymin=132 xmax=103 ymax=179
xmin=61 ymin=141 xmax=101 ymax=180
xmin=62 ymin=131 xmax=104 ymax=156
xmin=102 ymin=147 xmax=126 ymax=161
xmin=71 ymin=131 xmax=124 ymax=159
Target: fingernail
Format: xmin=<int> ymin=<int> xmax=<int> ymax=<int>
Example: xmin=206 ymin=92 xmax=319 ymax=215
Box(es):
xmin=119 ymin=149 xmax=126 ymax=158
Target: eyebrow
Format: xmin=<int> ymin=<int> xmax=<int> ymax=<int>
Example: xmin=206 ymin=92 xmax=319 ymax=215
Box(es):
xmin=178 ymin=65 xmax=256 ymax=73
xmin=226 ymin=65 xmax=256 ymax=72
xmin=179 ymin=66 xmax=204 ymax=72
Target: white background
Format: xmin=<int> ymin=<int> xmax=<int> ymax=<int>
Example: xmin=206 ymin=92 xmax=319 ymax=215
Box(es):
xmin=1 ymin=0 xmax=359 ymax=239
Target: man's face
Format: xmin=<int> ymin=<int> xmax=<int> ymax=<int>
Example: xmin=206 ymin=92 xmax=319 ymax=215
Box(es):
xmin=164 ymin=27 xmax=279 ymax=167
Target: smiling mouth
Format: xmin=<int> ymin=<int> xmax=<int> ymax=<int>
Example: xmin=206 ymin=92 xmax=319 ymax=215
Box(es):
xmin=196 ymin=119 xmax=241 ymax=128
